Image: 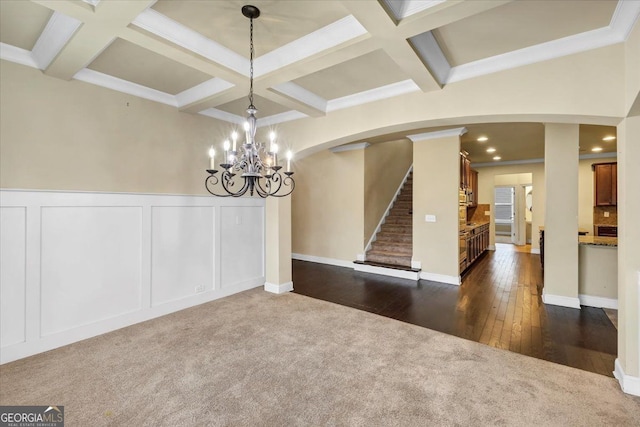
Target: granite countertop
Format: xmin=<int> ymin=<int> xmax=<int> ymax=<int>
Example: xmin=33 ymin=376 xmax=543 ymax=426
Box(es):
xmin=578 ymin=236 xmax=618 ymax=247
xmin=539 ymin=226 xmax=591 ymax=234
xmin=462 ymin=221 xmax=489 ymax=232
xmin=593 ymin=224 xmax=618 ymax=227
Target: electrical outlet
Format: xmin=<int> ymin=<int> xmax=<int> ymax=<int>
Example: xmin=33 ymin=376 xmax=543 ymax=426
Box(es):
xmin=604 ymin=211 xmax=610 ymax=218
xmin=236 ymin=215 xmax=242 ymax=225
xmin=485 ymin=211 xmax=491 ymax=216
xmin=195 ymin=285 xmax=205 ymax=293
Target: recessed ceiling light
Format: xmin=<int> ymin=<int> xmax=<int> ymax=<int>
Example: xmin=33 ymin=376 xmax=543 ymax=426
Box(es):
xmin=493 ymin=156 xmax=501 ymax=160
xmin=477 ymin=136 xmax=488 ymax=142
xmin=592 ymin=147 xmax=603 ymax=152
xmin=486 ymin=147 xmax=496 ymax=153
xmin=602 ymin=136 xmax=616 ymax=141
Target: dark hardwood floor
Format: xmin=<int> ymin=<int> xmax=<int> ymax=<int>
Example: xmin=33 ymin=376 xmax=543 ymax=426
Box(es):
xmin=292 ymin=245 xmax=617 ymax=377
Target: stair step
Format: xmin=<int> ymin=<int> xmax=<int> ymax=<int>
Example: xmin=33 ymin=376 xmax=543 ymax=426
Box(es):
xmin=380 ymin=224 xmax=412 ymax=234
xmin=384 ymin=216 xmax=412 ymax=225
xmin=370 ymin=243 xmax=412 ymax=255
xmin=366 ymin=252 xmax=412 ymax=267
xmin=376 ymin=232 xmax=412 ymax=243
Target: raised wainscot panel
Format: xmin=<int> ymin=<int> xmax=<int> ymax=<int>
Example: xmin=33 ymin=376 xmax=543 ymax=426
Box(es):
xmin=151 ymin=206 xmax=214 ymax=306
xmin=0 ymin=207 xmax=27 ymax=347
xmin=220 ymin=206 xmax=264 ymax=288
xmin=40 ymin=206 xmax=143 ymax=336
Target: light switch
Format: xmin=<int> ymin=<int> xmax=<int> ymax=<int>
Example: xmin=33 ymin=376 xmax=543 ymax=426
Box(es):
xmin=236 ymin=215 xmax=242 ymax=225
xmin=425 ymin=214 xmax=436 ymax=222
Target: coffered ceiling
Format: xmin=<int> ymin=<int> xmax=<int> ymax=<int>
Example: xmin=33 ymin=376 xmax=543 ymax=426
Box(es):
xmin=0 ymin=0 xmax=637 ymax=161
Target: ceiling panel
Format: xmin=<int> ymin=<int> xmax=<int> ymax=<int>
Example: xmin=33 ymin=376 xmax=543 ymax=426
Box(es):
xmin=292 ymin=49 xmax=409 ymax=100
xmin=87 ymin=38 xmax=214 ymax=95
xmin=0 ymin=1 xmax=52 ymax=51
xmin=217 ymin=94 xmax=290 ymax=118
xmin=152 ymin=0 xmax=350 ymax=57
xmin=433 ymin=0 xmax=618 ymax=66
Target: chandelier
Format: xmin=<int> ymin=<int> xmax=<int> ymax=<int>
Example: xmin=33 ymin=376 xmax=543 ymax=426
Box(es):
xmin=205 ymin=5 xmax=295 ymax=198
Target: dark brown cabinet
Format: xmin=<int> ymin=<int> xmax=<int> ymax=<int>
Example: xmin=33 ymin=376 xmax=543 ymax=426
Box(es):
xmin=460 ymin=152 xmax=471 ymax=190
xmin=593 ymin=162 xmax=617 ymax=206
xmin=460 ymin=152 xmax=477 ymax=206
xmin=468 ymin=169 xmax=478 ymax=207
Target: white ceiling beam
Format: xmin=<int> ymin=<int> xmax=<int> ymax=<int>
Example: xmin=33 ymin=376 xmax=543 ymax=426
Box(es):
xmin=33 ymin=0 xmax=156 ymax=80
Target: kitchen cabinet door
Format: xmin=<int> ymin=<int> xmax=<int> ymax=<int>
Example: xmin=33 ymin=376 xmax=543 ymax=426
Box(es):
xmin=593 ymin=163 xmax=617 ymax=206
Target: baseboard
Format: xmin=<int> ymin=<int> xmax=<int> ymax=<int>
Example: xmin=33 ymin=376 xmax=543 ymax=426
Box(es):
xmin=578 ymin=294 xmax=618 ymax=309
xmin=542 ymin=293 xmax=581 ymax=309
xmin=353 ymin=263 xmax=419 ymax=280
xmin=264 ymin=281 xmax=294 ymax=294
xmin=530 ymin=248 xmax=540 ymax=254
xmin=614 ymin=359 xmax=640 ymax=396
xmin=291 ymin=253 xmax=353 ymax=268
xmin=488 ymin=245 xmax=496 ymax=251
xmin=419 ymin=271 xmax=461 ymax=285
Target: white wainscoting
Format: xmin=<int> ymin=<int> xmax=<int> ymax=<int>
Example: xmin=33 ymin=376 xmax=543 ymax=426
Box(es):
xmin=0 ymin=190 xmax=265 ymax=364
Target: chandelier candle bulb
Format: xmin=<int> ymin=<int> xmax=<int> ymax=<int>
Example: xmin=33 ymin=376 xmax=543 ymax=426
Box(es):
xmin=287 ymin=150 xmax=293 ymax=172
xmin=231 ymin=131 xmax=238 ymax=151
xmin=208 ymin=146 xmax=215 ymax=170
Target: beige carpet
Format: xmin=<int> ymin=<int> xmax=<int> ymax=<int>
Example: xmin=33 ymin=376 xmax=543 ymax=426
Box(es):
xmin=1 ymin=289 xmax=639 ymax=426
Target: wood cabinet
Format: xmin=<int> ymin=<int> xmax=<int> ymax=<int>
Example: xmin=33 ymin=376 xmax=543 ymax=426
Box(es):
xmin=593 ymin=162 xmax=617 ymax=206
xmin=468 ymin=169 xmax=478 ymax=207
xmin=464 ymin=223 xmax=489 ymax=272
xmin=459 ymin=152 xmax=477 ymax=206
xmin=460 ymin=153 xmax=471 ymax=190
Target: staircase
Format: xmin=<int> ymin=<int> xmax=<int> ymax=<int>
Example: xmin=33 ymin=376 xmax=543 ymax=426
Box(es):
xmin=363 ymin=173 xmax=414 ymax=268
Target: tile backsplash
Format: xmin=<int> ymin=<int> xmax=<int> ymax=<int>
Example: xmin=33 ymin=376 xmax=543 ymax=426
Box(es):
xmin=594 ymin=206 xmax=617 ymax=226
xmin=468 ymin=204 xmax=491 ymax=223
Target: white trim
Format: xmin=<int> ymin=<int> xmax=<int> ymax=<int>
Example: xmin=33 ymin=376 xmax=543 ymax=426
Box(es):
xmin=614 ymin=359 xmax=640 ymax=397
xmin=256 ymin=111 xmax=308 ymax=127
xmin=264 ymin=281 xmax=294 ymax=294
xmin=530 ymin=248 xmax=540 ymax=254
xmin=382 ymin=0 xmax=446 ymax=20
xmin=579 ymin=152 xmax=618 ymax=160
xmin=364 ymin=165 xmax=413 ymax=252
xmin=327 ymin=79 xmax=420 ymax=112
xmin=0 ymin=43 xmax=38 ymax=69
xmin=487 ymin=245 xmax=496 ymax=251
xmin=199 ymin=108 xmax=246 ymax=125
xmin=542 ymin=293 xmax=581 ymax=309
xmin=407 ymin=127 xmax=467 ymax=142
xmin=356 ymin=253 xmax=366 ymax=262
xmin=610 ymin=0 xmax=640 ymax=41
xmin=73 ymin=68 xmax=178 ymax=107
xmin=254 ymin=15 xmax=368 ymax=77
xmin=410 ymin=31 xmax=450 ymax=85
xmin=175 ymin=78 xmax=235 ymax=108
xmin=291 ymin=253 xmax=353 ymax=269
xmin=330 ymin=142 xmax=371 ymax=153
xmin=31 ymin=11 xmax=82 ymax=70
xmin=578 ymin=294 xmax=618 ymax=309
xmin=419 ymin=271 xmax=461 ymax=285
xmin=132 ymin=8 xmax=248 ymax=76
xmin=411 ymin=260 xmax=421 ymax=269
xmin=270 ymin=82 xmax=328 ymax=112
xmin=354 ymin=263 xmax=419 ymax=281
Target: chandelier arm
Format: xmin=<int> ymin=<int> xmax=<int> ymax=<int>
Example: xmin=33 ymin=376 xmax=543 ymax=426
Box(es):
xmin=269 ymin=175 xmax=295 ymax=198
xmin=253 ymin=176 xmax=270 ymax=198
xmin=205 ymin=173 xmax=234 ymax=197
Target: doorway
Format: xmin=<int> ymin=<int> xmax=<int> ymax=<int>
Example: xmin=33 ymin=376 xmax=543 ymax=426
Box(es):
xmin=494 ymin=173 xmax=533 ymax=247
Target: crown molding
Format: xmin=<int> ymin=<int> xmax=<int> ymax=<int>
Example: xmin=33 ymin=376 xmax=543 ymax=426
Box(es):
xmin=446 ymin=0 xmax=640 ymax=84
xmin=175 ymin=78 xmax=235 ymax=108
xmin=132 ymin=8 xmax=247 ymax=76
xmin=0 ymin=43 xmax=38 ymax=69
xmin=73 ymin=68 xmax=177 ymax=106
xmin=382 ymin=0 xmax=446 ymax=20
xmin=327 ymin=79 xmax=420 ymax=112
xmin=270 ymin=82 xmax=328 ymax=113
xmin=410 ymin=31 xmax=450 ymax=85
xmin=407 ymin=127 xmax=467 ymax=142
xmin=256 ymin=111 xmax=308 ymax=127
xmin=32 ymin=11 xmax=82 ymax=70
xmin=330 ymin=142 xmax=370 ymax=153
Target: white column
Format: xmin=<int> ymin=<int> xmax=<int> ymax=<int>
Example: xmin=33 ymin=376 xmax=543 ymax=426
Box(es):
xmin=264 ymin=196 xmax=293 ymax=294
xmin=542 ymin=124 xmax=580 ymax=308
xmin=408 ymin=128 xmax=465 ymax=285
xmin=615 ymin=116 xmax=640 ymax=396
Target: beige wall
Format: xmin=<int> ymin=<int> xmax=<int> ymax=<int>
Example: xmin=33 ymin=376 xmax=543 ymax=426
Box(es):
xmin=412 ymin=135 xmax=459 ymax=280
xmin=364 ymin=139 xmax=413 ymax=246
xmin=291 ymin=148 xmax=365 ymax=262
xmin=0 ymin=61 xmax=230 ymax=195
xmin=625 ymin=20 xmax=640 ymax=115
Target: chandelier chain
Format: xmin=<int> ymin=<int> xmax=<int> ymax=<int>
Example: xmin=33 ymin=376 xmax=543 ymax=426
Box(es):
xmin=249 ymin=17 xmax=254 ymax=108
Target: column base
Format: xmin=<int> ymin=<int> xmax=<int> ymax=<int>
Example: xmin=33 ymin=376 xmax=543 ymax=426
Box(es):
xmin=542 ymin=293 xmax=581 ymax=309
xmin=264 ymin=281 xmax=293 ymax=294
xmin=614 ymin=359 xmax=640 ymax=396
